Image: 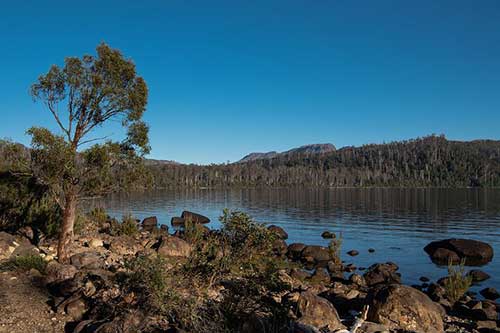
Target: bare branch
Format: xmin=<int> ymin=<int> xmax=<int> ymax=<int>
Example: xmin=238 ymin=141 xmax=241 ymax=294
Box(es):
xmin=46 ymin=101 xmax=71 ymax=141
xmin=77 ymin=135 xmax=113 ymax=147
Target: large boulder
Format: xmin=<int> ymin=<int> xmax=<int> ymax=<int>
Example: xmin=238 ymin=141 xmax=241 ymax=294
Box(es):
xmin=363 ymin=262 xmax=401 ymax=286
xmin=424 ymin=238 xmax=494 ymax=266
xmin=157 ymin=236 xmax=192 ymax=257
xmin=45 ymin=260 xmax=78 ymax=284
xmin=70 ymin=252 xmax=101 ymax=269
xmin=109 ymin=236 xmax=142 ymax=256
xmin=300 ymin=245 xmax=331 ymax=263
xmin=0 ymin=231 xmax=17 ymax=261
xmin=287 ymin=243 xmax=306 ymax=260
xmin=141 ymin=216 xmax=158 ymax=232
xmin=296 ymin=291 xmax=345 ymax=331
xmin=367 ymin=284 xmax=444 ymax=333
xmin=267 ymin=225 xmax=288 ymax=240
xmin=181 ymin=211 xmax=210 ymax=224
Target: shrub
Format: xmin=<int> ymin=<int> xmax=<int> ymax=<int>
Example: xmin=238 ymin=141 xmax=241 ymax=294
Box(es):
xmin=124 ymin=255 xmax=171 ymax=313
xmin=88 ymin=207 xmax=108 ymax=226
xmin=122 ymin=210 xmax=292 ymax=332
xmin=120 ymin=214 xmax=139 ymax=236
xmin=328 ymin=232 xmax=343 ymax=265
xmin=183 ymin=217 xmax=205 ymax=244
xmin=444 ymin=259 xmax=472 ymax=305
xmin=0 ymin=171 xmax=61 ymax=237
xmin=1 ymin=254 xmax=47 ymax=274
xmin=123 ymin=254 xmax=222 ymax=332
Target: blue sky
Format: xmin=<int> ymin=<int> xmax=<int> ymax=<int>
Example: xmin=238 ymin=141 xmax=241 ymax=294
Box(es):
xmin=1 ymin=1 xmax=499 ymax=164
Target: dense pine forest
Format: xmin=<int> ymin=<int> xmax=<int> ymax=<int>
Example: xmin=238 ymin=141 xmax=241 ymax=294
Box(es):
xmin=2 ymin=135 xmax=500 ymax=190
xmin=147 ymin=136 xmax=500 ymax=188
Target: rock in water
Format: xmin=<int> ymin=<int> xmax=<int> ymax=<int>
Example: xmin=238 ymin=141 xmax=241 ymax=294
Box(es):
xmin=300 ymin=245 xmax=331 ymax=263
xmin=480 ymin=287 xmax=500 ymax=300
xmin=171 ymin=217 xmax=185 ymax=226
xmin=296 ymin=291 xmax=345 ymax=331
xmin=181 ymin=211 xmax=210 ymax=224
xmin=141 ymin=216 xmax=158 ymax=232
xmin=321 ymin=231 xmax=334 ymax=239
xmin=367 ymin=284 xmax=444 ymax=333
xmin=347 ymin=250 xmax=359 ymax=256
xmin=424 ymin=238 xmax=494 ymax=265
xmin=467 ymin=269 xmax=491 ymax=283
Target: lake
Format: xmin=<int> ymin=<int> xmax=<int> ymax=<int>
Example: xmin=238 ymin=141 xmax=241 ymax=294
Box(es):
xmin=86 ymin=188 xmax=500 ymax=291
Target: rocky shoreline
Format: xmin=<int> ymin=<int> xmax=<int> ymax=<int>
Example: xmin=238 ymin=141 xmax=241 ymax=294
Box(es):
xmin=0 ymin=210 xmax=498 ymax=333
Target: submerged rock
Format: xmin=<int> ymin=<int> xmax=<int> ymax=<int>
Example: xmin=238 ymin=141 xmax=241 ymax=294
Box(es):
xmin=321 ymin=231 xmax=334 ymax=239
xmin=347 ymin=250 xmax=359 ymax=257
xmin=424 ymin=238 xmax=494 ymax=266
xmin=468 ymin=269 xmax=491 ymax=283
xmin=480 ymin=287 xmax=500 ymax=300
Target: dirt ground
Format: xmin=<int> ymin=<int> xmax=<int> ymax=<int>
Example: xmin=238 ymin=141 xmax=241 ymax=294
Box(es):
xmin=0 ymin=270 xmax=69 ymax=333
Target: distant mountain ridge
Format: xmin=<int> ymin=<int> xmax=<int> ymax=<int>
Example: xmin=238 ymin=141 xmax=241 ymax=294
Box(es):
xmin=238 ymin=143 xmax=336 ymax=163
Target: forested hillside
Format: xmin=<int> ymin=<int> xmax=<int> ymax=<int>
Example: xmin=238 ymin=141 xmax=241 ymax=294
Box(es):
xmin=147 ymin=136 xmax=500 ymax=188
xmin=3 ymin=135 xmax=500 ymax=188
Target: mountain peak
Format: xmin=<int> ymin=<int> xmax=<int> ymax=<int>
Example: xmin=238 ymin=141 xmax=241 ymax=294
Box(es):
xmin=238 ymin=143 xmax=335 ymax=163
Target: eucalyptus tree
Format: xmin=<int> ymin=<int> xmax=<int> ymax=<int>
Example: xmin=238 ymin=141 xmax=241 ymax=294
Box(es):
xmin=29 ymin=43 xmax=150 ymax=262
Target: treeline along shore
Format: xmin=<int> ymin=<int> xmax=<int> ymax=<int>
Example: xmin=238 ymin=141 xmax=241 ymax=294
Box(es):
xmin=147 ymin=136 xmax=500 ymax=188
xmin=3 ymin=135 xmax=500 ymax=191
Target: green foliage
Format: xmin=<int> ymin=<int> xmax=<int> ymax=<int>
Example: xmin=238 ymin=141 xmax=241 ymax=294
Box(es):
xmin=123 ymin=255 xmax=223 ymax=332
xmin=124 ymin=255 xmax=171 ymax=313
xmin=30 ymin=42 xmax=150 ymax=155
xmin=328 ymin=232 xmax=343 ymax=265
xmin=25 ymin=43 xmax=150 ymax=260
xmin=0 ymin=171 xmax=61 ymax=237
xmin=123 ymin=210 xmax=291 ymax=332
xmin=0 ymin=139 xmax=30 ymax=172
xmin=183 ymin=217 xmax=206 ymax=244
xmin=444 ymin=259 xmax=473 ymax=305
xmin=88 ymin=207 xmax=108 ymax=226
xmin=1 ymin=254 xmax=47 ymax=274
xmin=120 ymin=214 xmax=139 ymax=236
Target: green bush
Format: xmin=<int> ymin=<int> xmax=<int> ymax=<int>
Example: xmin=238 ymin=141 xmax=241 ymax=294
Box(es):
xmin=122 ymin=210 xmax=292 ymax=332
xmin=1 ymin=254 xmax=47 ymax=274
xmin=444 ymin=259 xmax=472 ymax=305
xmin=123 ymin=254 xmax=221 ymax=332
xmin=120 ymin=214 xmax=139 ymax=236
xmin=328 ymin=232 xmax=343 ymax=265
xmin=0 ymin=171 xmax=62 ymax=237
xmin=183 ymin=217 xmax=205 ymax=244
xmin=88 ymin=207 xmax=108 ymax=226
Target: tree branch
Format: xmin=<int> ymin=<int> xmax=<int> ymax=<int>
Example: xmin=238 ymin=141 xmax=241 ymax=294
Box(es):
xmin=77 ymin=135 xmax=112 ymax=147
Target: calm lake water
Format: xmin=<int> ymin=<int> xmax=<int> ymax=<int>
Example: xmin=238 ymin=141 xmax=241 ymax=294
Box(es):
xmin=87 ymin=188 xmax=500 ymax=291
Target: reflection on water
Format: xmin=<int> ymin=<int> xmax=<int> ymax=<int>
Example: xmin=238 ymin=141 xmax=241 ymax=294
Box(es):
xmin=86 ymin=188 xmax=500 ymax=290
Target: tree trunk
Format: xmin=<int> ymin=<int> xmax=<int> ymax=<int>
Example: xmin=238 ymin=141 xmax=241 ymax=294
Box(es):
xmin=57 ymin=189 xmax=77 ymax=263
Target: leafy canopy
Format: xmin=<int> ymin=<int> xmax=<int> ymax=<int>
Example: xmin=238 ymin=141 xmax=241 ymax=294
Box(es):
xmin=28 ymin=43 xmax=151 ymax=199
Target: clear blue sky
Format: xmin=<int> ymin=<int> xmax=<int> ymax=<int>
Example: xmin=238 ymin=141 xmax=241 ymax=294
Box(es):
xmin=1 ymin=1 xmax=499 ymax=164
